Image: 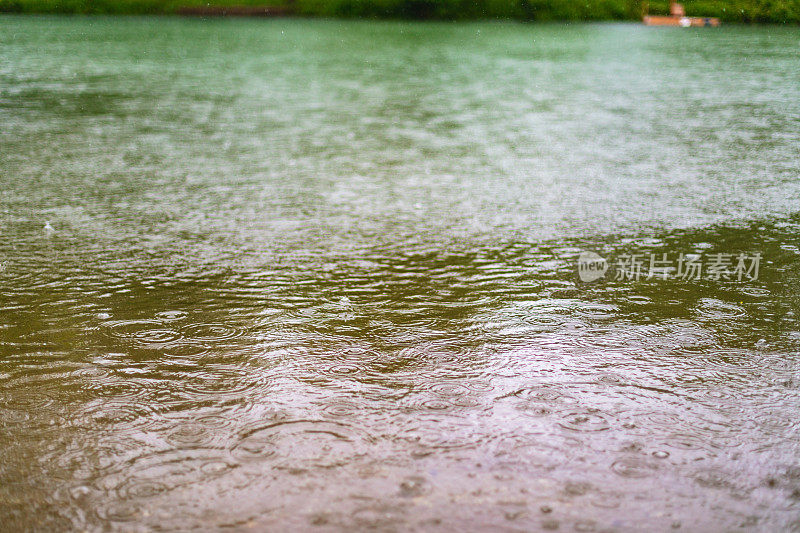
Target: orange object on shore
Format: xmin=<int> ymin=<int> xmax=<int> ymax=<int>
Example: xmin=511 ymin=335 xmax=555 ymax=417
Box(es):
xmin=642 ymin=1 xmax=720 ymax=26
xmin=643 ymin=15 xmax=720 ymax=26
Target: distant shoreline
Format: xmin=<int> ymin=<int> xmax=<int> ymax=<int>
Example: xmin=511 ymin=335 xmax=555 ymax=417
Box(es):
xmin=1 ymin=0 xmax=797 ymax=24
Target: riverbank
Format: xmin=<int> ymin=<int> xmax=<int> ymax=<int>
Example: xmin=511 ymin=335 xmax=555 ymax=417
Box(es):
xmin=1 ymin=0 xmax=798 ymax=23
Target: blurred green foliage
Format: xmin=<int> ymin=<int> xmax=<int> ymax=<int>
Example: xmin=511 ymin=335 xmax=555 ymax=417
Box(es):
xmin=1 ymin=0 xmax=798 ymax=22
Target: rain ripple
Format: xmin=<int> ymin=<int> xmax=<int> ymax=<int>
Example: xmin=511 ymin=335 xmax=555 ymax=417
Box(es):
xmin=98 ymin=320 xmax=181 ymax=346
xmin=230 ymin=419 xmax=371 ymax=469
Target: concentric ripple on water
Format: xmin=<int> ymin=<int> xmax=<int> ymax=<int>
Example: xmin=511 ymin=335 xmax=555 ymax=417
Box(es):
xmin=231 ymin=420 xmax=369 ymax=469
xmin=99 ymin=320 xmax=181 ymax=346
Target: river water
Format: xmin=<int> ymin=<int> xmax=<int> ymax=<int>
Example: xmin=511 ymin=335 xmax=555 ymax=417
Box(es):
xmin=2 ymin=16 xmax=800 ymax=531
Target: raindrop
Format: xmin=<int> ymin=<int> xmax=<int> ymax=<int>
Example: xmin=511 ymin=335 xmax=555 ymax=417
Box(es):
xmin=693 ymin=468 xmax=737 ymax=490
xmin=516 ymin=403 xmax=555 ymax=418
xmin=610 ymin=457 xmax=658 ymax=478
xmin=323 ymin=363 xmax=364 ymax=376
xmin=166 ymin=423 xmax=214 ymax=447
xmin=95 ymin=448 xmax=236 ymax=500
xmin=399 ymin=476 xmax=430 ymax=497
xmin=418 ymin=398 xmax=452 ymax=411
xmin=180 ymin=323 xmax=245 ymax=342
xmin=99 ymin=320 xmax=180 ymax=346
xmin=97 ymin=501 xmax=140 ymax=522
xmin=49 ymin=440 xmax=141 ymax=481
xmin=696 ymin=299 xmax=746 ymax=320
xmin=71 ymin=400 xmax=160 ymax=431
xmin=558 ymin=411 xmax=611 ymax=432
xmin=397 ymin=414 xmax=492 ymax=451
xmin=155 ymin=311 xmax=189 ymax=322
xmin=161 ymin=341 xmax=211 ymax=359
xmin=231 ymin=420 xmax=368 ymax=469
xmin=738 ymin=287 xmax=770 ymax=297
xmin=179 ymin=368 xmax=263 ymax=401
xmin=320 ymin=401 xmax=360 ymax=418
xmin=576 ymin=303 xmax=618 ymax=320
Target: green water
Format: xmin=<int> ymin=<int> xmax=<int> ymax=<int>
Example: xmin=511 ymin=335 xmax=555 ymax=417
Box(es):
xmin=1 ymin=16 xmax=800 ymax=531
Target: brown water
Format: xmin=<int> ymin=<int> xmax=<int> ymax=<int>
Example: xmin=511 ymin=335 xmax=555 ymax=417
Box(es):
xmin=2 ymin=16 xmax=800 ymax=531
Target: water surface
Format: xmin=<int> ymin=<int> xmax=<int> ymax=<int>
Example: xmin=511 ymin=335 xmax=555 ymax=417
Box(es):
xmin=2 ymin=16 xmax=800 ymax=531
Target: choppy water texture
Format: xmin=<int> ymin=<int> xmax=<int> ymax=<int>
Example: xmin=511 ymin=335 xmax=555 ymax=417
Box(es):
xmin=2 ymin=16 xmax=800 ymax=532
